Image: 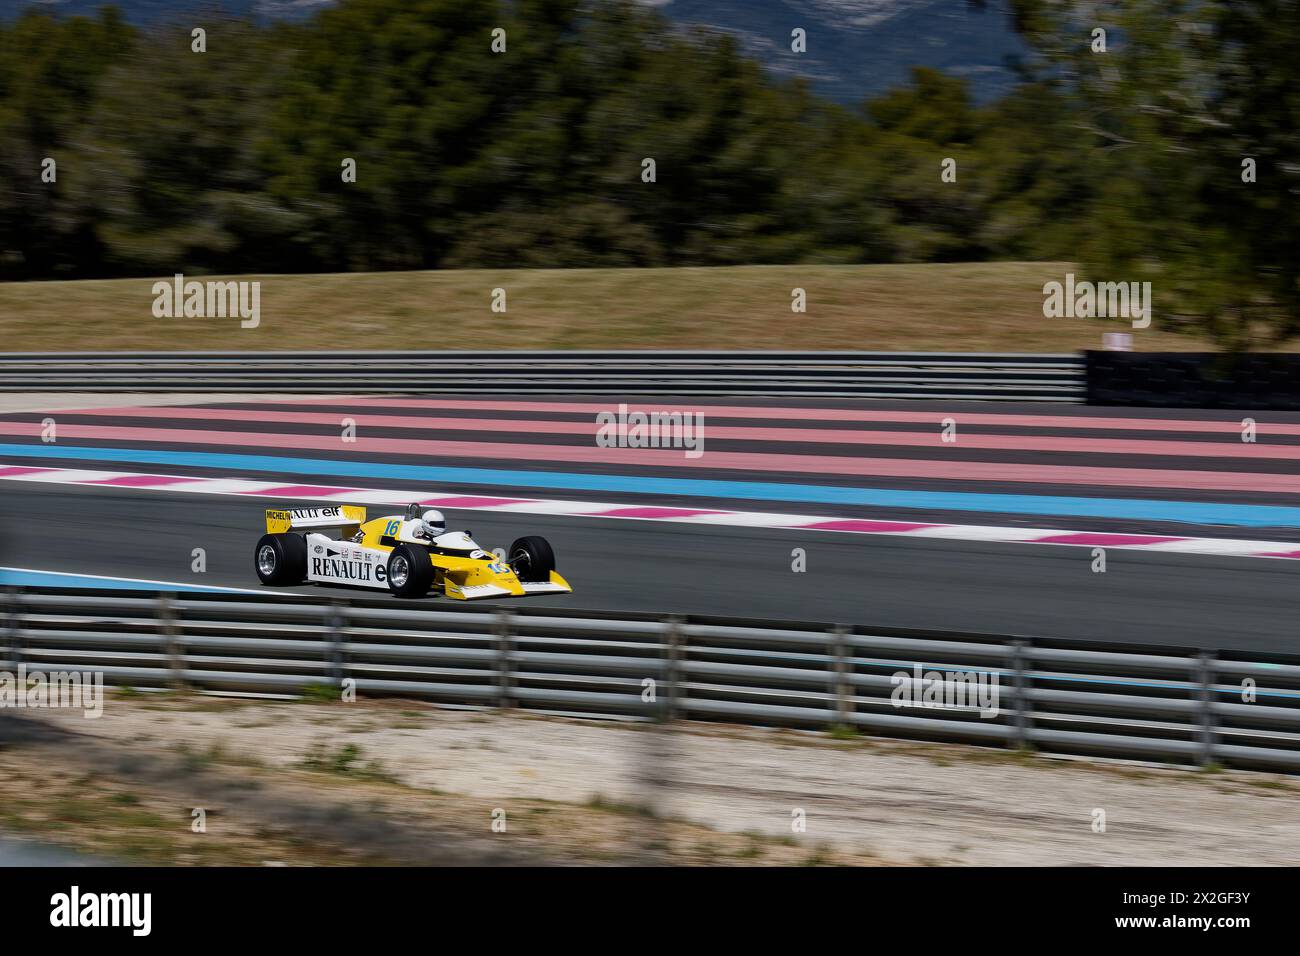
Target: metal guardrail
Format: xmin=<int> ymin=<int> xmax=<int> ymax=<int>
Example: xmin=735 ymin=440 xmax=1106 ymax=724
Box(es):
xmin=3 ymin=587 xmax=1298 ymax=772
xmin=0 ymin=351 xmax=1086 ymax=400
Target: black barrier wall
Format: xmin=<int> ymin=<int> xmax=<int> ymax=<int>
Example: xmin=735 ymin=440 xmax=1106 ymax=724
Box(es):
xmin=1085 ymin=352 xmax=1300 ymax=408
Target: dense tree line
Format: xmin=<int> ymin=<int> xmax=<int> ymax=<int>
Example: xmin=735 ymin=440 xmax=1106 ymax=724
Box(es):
xmin=0 ymin=0 xmax=1085 ymax=277
xmin=1007 ymin=0 xmax=1300 ymax=345
xmin=0 ymin=0 xmax=1295 ymax=344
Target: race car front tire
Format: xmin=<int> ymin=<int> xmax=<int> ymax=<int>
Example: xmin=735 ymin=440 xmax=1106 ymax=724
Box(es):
xmin=255 ymin=532 xmax=307 ymax=586
xmin=508 ymin=535 xmax=556 ymax=583
xmin=386 ymin=544 xmax=433 ymax=598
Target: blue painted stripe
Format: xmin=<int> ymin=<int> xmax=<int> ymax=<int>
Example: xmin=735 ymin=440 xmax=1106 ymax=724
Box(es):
xmin=0 ymin=567 xmax=248 ymax=592
xmin=3 ymin=441 xmax=1300 ymax=528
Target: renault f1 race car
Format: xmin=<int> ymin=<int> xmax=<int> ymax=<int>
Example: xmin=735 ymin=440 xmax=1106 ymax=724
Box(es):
xmin=254 ymin=505 xmax=573 ymax=600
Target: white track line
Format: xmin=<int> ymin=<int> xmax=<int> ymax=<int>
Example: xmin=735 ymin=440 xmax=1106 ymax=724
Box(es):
xmin=1 ymin=462 xmax=1298 ymax=560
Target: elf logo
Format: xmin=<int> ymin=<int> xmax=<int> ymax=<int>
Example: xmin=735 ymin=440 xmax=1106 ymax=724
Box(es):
xmin=50 ymin=885 xmax=151 ymax=936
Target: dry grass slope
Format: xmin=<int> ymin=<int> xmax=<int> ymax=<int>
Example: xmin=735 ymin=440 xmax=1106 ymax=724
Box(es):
xmin=0 ymin=262 xmax=1220 ymax=352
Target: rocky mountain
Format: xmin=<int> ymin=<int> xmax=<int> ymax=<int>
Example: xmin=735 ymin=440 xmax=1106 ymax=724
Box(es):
xmin=7 ymin=0 xmax=1026 ymax=103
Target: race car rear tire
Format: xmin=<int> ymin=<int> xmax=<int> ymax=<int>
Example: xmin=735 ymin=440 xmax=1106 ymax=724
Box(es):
xmin=386 ymin=544 xmax=433 ymax=598
xmin=255 ymin=533 xmax=306 ymax=586
xmin=508 ymin=535 xmax=556 ymax=583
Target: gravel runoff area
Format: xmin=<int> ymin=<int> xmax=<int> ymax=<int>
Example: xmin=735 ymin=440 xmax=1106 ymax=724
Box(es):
xmin=14 ymin=695 xmax=1300 ymax=866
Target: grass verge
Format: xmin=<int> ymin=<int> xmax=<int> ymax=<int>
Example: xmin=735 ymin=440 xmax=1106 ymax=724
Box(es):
xmin=0 ymin=262 xmax=1223 ymax=352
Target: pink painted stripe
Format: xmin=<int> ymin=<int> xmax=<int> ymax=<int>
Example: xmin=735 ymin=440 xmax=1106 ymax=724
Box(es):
xmin=1032 ymin=533 xmax=1187 ymax=546
xmin=592 ymin=506 xmax=724 ymax=519
xmin=251 ymin=484 xmax=366 ymax=497
xmin=418 ymin=495 xmax=532 ymax=508
xmin=86 ymin=474 xmax=202 ymax=487
xmin=273 ymin=396 xmax=1300 ymax=436
xmin=0 ymin=466 xmax=53 ymax=478
xmin=5 ymin=461 xmax=1300 ymax=560
xmin=47 ymin=406 xmax=1300 ymax=461
xmin=3 ymin=420 xmax=1300 ymax=494
xmin=803 ymin=519 xmax=938 ymax=533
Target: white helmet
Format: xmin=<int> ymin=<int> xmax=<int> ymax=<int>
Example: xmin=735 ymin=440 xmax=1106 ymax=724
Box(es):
xmin=420 ymin=509 xmax=446 ymax=538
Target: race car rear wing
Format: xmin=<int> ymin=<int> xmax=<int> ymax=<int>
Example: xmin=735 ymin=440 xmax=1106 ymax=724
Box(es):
xmin=266 ymin=506 xmax=366 ymax=535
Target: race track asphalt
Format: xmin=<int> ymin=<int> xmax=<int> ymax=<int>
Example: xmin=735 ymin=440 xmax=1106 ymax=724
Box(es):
xmin=3 ymin=482 xmax=1298 ymax=655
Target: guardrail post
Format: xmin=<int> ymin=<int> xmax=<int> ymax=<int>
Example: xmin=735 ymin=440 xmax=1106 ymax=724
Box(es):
xmin=636 ymin=618 xmax=684 ymax=865
xmin=1197 ymin=651 xmax=1217 ymax=767
xmin=1010 ymin=640 xmax=1031 ymax=750
xmin=157 ymin=592 xmax=186 ymax=691
xmin=2 ymin=586 xmax=20 ymax=673
xmin=325 ymin=600 xmax=347 ymax=693
xmin=663 ymin=616 xmax=684 ymax=722
xmin=830 ymin=626 xmax=853 ymax=728
xmin=494 ymin=609 xmax=513 ymax=710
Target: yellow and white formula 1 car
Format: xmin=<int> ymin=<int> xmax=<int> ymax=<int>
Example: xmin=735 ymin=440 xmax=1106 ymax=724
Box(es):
xmin=254 ymin=504 xmax=572 ymax=600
